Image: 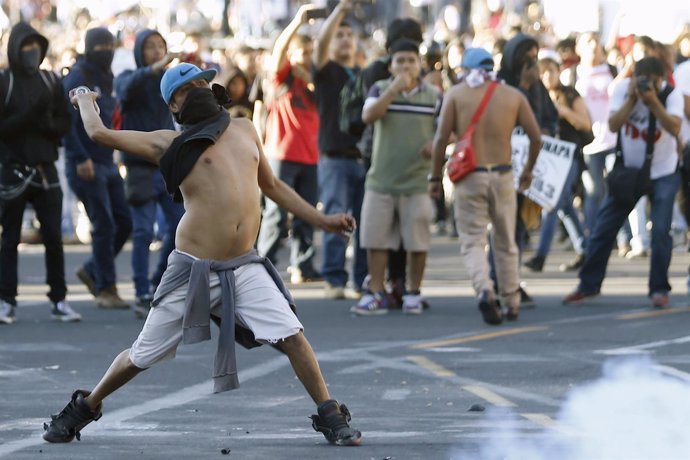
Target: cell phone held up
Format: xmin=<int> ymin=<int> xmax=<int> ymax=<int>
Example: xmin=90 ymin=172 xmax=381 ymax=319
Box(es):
xmin=305 ymin=8 xmax=329 ymax=20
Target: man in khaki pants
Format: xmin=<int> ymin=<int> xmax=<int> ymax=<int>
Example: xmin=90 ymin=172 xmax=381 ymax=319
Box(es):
xmin=429 ymin=48 xmax=541 ymax=325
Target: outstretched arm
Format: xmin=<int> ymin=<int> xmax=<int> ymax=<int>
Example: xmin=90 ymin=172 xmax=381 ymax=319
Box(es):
xmin=314 ymin=0 xmax=352 ymax=70
xmin=71 ymin=90 xmax=179 ymax=165
xmin=270 ymin=4 xmax=314 ymax=75
xmin=248 ymin=120 xmax=355 ymax=235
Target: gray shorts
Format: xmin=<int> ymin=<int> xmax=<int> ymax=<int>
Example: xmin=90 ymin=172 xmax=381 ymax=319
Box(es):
xmin=129 ymin=263 xmax=303 ymax=369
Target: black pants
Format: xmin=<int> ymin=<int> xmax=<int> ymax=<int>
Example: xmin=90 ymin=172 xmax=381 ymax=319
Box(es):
xmin=0 ymin=163 xmax=65 ymax=305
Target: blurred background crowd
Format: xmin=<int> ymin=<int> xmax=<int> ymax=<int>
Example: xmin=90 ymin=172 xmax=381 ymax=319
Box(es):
xmin=1 ymin=0 xmax=690 ymax=322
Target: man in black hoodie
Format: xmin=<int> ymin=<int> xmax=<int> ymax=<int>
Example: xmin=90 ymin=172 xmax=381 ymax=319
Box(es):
xmin=0 ymin=22 xmax=80 ymax=324
xmin=114 ymin=29 xmax=184 ymax=318
xmin=63 ymin=27 xmax=132 ymax=310
xmin=489 ymin=32 xmax=558 ymax=306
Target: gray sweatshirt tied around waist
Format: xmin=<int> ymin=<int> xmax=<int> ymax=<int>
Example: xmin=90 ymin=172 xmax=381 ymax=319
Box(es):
xmin=152 ymin=249 xmax=295 ymax=393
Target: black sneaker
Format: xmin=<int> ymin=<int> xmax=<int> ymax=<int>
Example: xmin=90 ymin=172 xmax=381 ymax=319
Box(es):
xmin=310 ymin=400 xmax=362 ymax=446
xmin=43 ymin=390 xmax=102 ymax=443
xmin=519 ymin=286 xmax=536 ymax=308
xmin=134 ymin=294 xmax=153 ymax=319
xmin=523 ymin=255 xmax=545 ymax=272
xmin=478 ymin=290 xmax=503 ymax=325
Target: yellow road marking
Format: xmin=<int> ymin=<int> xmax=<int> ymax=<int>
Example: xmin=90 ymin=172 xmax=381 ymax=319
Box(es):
xmin=410 ymin=326 xmax=549 ymax=350
xmin=521 ymin=413 xmax=557 ymax=428
xmin=462 ymin=385 xmax=516 ymax=407
xmin=406 ymin=355 xmax=456 ymax=377
xmin=617 ymin=307 xmax=690 ymax=321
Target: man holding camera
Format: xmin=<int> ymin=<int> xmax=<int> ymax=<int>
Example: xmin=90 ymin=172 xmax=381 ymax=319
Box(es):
xmin=563 ymin=57 xmax=684 ymax=308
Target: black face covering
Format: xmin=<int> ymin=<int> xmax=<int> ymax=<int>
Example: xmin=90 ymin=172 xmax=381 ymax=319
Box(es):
xmin=20 ymin=48 xmax=41 ymax=74
xmin=175 ymin=86 xmax=223 ymax=125
xmin=87 ymin=49 xmax=114 ymax=72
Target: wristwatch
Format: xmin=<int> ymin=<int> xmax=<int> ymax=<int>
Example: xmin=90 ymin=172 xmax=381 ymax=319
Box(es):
xmin=427 ymin=174 xmax=442 ymax=183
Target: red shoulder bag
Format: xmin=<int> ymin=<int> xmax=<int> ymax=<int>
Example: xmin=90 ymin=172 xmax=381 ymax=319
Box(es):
xmin=446 ymin=82 xmax=498 ymax=183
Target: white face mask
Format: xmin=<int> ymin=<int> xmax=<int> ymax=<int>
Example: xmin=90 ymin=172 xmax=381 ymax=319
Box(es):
xmin=465 ymin=68 xmax=496 ymax=88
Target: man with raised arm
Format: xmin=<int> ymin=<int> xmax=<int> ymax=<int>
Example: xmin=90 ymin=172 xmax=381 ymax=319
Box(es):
xmin=257 ymin=4 xmax=322 ymax=284
xmin=313 ymin=0 xmax=368 ymax=299
xmin=42 ymin=63 xmax=362 ymax=447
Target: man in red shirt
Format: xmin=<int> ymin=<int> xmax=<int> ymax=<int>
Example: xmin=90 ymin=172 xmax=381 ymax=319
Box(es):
xmin=257 ymin=5 xmax=322 ymax=283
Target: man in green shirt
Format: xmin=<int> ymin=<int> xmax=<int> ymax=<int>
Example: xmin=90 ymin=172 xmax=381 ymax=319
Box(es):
xmin=352 ymin=39 xmax=441 ymax=316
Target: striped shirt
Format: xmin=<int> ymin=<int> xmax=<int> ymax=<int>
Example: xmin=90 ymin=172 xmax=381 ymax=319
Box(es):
xmin=363 ymin=78 xmax=441 ymax=194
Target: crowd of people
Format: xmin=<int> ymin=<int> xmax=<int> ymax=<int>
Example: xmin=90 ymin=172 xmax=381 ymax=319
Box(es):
xmin=1 ymin=0 xmax=690 ymax=449
xmin=1 ymin=1 xmax=689 ymax=323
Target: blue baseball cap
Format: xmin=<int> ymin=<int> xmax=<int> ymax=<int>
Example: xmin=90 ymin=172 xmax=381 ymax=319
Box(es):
xmin=461 ymin=48 xmax=494 ymax=71
xmin=160 ymin=63 xmax=217 ymax=104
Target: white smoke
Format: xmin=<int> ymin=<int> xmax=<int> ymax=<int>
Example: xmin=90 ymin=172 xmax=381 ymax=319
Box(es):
xmin=457 ymin=357 xmax=690 ymax=460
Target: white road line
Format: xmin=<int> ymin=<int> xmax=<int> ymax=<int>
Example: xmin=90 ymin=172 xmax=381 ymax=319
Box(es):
xmin=653 ymin=364 xmax=690 ymax=384
xmin=521 ymin=413 xmax=557 ymax=428
xmin=594 ymin=335 xmax=690 ymax=355
xmin=0 ymin=355 xmax=290 ymax=458
xmin=426 ymin=347 xmax=481 ymax=353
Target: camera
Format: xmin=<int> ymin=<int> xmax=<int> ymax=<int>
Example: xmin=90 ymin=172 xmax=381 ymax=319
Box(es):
xmin=636 ymin=76 xmax=652 ymax=92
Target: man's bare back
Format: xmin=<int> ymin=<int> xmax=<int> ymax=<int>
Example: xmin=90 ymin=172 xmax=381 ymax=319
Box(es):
xmin=71 ymin=86 xmax=354 ymax=261
xmin=445 ymin=82 xmax=540 ymax=166
xmin=429 ymin=80 xmax=541 ymax=195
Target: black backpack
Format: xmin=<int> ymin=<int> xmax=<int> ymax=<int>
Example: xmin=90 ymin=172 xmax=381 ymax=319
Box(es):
xmin=0 ymin=67 xmax=58 ymax=109
xmin=338 ymin=70 xmax=366 ymax=138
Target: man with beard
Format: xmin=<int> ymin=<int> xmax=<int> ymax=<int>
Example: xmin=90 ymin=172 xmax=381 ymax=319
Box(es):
xmin=63 ymin=27 xmax=132 ymax=310
xmin=42 ymin=63 xmax=362 ymax=447
xmin=0 ymin=22 xmax=79 ymax=324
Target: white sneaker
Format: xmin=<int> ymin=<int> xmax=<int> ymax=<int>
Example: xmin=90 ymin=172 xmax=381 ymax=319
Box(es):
xmin=324 ymin=283 xmax=346 ymax=300
xmin=402 ymin=294 xmax=425 ymax=315
xmin=0 ymin=300 xmax=16 ymax=324
xmin=51 ymin=300 xmax=82 ymax=322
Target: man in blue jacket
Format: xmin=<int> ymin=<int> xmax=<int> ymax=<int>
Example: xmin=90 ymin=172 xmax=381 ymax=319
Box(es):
xmin=63 ymin=27 xmax=132 ymax=310
xmin=115 ymin=29 xmax=184 ymax=318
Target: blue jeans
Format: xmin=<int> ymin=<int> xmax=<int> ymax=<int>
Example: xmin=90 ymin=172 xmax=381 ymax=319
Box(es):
xmin=129 ymin=171 xmax=184 ymax=297
xmin=578 ymin=171 xmax=680 ymax=296
xmin=66 ymin=161 xmax=132 ymax=292
xmin=537 ymin=161 xmax=585 ymax=257
xmin=582 ymin=150 xmax=608 ymax=242
xmin=318 ymin=156 xmax=368 ymax=289
xmin=258 ymin=160 xmax=318 ymax=271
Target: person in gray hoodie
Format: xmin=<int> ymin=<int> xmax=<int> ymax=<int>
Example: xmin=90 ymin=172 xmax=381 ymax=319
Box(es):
xmin=114 ymin=29 xmax=185 ymax=318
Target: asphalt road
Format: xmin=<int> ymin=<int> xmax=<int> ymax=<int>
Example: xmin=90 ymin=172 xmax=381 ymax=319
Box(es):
xmin=2 ymin=236 xmax=690 ymax=459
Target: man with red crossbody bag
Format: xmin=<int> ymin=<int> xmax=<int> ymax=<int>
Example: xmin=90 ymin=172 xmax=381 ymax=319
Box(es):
xmin=446 ymin=80 xmax=497 ymax=182
xmin=429 ymin=48 xmax=541 ymax=325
